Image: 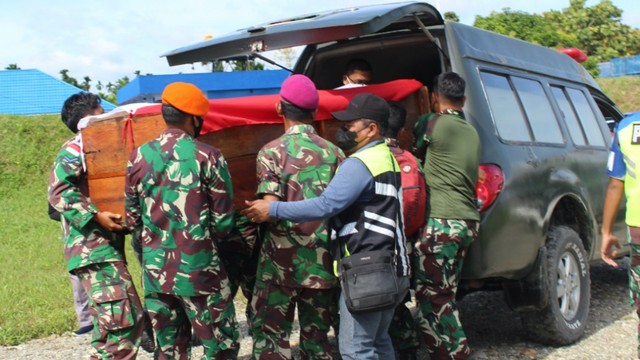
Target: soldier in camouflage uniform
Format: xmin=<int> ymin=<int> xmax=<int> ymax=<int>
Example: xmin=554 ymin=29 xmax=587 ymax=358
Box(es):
xmin=249 ymin=74 xmax=344 ymax=359
xmin=385 ymin=102 xmax=424 ymax=360
xmin=218 ymin=212 xmax=260 ymax=333
xmin=49 ymin=92 xmax=144 ymax=359
xmin=414 ymin=72 xmax=480 ymax=359
xmin=125 ymin=82 xmax=239 ymax=359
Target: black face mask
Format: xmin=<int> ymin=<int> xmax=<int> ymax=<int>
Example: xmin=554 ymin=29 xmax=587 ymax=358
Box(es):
xmin=192 ymin=116 xmax=203 ymax=138
xmin=335 ymin=127 xmax=359 ymax=150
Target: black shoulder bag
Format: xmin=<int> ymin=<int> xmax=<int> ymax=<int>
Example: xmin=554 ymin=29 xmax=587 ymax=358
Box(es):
xmin=339 ymin=249 xmax=402 ymax=313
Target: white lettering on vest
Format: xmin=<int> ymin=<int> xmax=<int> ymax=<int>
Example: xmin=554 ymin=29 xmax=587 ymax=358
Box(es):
xmin=632 ymin=124 xmax=640 ymax=144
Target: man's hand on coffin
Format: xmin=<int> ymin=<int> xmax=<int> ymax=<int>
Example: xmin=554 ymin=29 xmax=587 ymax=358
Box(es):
xmin=94 ymin=211 xmax=125 ymax=232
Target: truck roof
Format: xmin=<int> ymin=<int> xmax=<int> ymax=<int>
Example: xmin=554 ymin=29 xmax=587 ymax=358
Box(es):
xmin=162 ymin=1 xmax=442 ymax=66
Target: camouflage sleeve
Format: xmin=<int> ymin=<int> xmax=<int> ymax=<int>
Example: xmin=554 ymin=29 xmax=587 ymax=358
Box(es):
xmin=230 ymin=212 xmax=258 ymax=250
xmin=256 ymin=146 xmax=283 ymax=199
xmin=124 ymin=151 xmax=143 ymax=262
xmin=207 ymin=152 xmax=235 ymax=239
xmin=411 ymin=113 xmax=436 ymax=162
xmin=48 ymin=139 xmax=98 ymax=230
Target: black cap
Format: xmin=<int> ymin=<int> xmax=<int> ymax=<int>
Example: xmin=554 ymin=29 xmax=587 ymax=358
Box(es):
xmin=332 ymin=93 xmax=390 ymax=127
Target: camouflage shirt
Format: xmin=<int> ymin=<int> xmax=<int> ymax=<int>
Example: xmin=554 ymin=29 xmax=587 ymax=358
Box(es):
xmin=256 ymin=124 xmax=344 ymax=289
xmin=48 ymin=135 xmax=125 ymax=272
xmin=125 ymin=128 xmax=234 ymax=297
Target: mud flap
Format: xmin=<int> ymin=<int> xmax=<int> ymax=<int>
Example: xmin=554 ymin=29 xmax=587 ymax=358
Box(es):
xmin=503 ymin=246 xmax=549 ymax=311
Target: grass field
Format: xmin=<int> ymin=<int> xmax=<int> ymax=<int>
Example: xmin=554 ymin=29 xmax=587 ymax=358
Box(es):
xmin=0 ymin=115 xmax=143 ymax=345
xmin=597 ymin=76 xmax=640 ymax=114
xmin=0 ymin=76 xmax=639 ymax=346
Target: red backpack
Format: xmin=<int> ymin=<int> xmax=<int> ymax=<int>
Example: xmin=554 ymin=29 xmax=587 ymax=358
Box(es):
xmin=391 ymin=147 xmax=427 ymax=237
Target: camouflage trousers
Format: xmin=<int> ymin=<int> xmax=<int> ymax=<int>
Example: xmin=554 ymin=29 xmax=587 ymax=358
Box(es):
xmin=251 ymin=282 xmax=335 ymax=359
xmin=389 ymin=234 xmax=419 ymax=355
xmin=389 ymin=297 xmax=420 ymax=353
xmin=627 ymin=227 xmax=640 ymax=359
xmin=75 ymin=261 xmax=144 ymax=360
xmin=145 ymin=288 xmax=239 ymax=360
xmin=414 ymin=217 xmax=478 ymax=360
xmin=218 ymin=225 xmax=259 ymax=334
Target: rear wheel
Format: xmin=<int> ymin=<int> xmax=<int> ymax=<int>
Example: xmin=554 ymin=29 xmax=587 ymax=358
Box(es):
xmin=521 ymin=226 xmax=590 ymax=345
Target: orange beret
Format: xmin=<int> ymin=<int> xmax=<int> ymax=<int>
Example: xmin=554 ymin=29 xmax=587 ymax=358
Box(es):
xmin=161 ymin=82 xmax=209 ymax=116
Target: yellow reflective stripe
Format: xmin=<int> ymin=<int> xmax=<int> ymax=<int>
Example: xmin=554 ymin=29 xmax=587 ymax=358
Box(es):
xmin=351 ymin=143 xmax=398 ymax=176
xmin=333 ymin=243 xmax=351 ymax=277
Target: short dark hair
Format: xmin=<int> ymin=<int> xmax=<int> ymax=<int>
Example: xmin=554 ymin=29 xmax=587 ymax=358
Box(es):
xmin=385 ymin=101 xmax=407 ymax=138
xmin=161 ymin=103 xmax=191 ymax=124
xmin=433 ymin=72 xmax=465 ymax=104
xmin=362 ymin=117 xmax=388 ymax=135
xmin=345 ymin=58 xmax=372 ymax=75
xmin=60 ymin=92 xmax=101 ymax=133
xmin=280 ymin=100 xmax=314 ymax=122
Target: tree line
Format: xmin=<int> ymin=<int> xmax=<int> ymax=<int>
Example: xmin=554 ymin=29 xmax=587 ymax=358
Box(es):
xmin=466 ymin=0 xmax=640 ymax=76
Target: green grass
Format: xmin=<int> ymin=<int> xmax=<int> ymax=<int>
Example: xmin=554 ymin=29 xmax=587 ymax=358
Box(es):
xmin=597 ymin=76 xmax=640 ymax=114
xmin=0 ymin=115 xmax=142 ymax=345
xmin=1 ymin=76 xmax=639 ymax=346
xmin=0 ymin=115 xmax=72 ymax=345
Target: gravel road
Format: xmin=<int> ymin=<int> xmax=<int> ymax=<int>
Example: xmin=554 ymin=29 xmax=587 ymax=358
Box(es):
xmin=1 ymin=261 xmax=636 ymax=359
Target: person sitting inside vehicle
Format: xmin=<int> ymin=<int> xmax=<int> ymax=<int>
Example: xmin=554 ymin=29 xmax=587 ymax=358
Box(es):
xmin=336 ymin=58 xmax=372 ymax=89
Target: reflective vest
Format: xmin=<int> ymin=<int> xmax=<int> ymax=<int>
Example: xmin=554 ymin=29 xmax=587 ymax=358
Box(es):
xmin=333 ymin=142 xmax=411 ymax=276
xmin=611 ymin=114 xmax=640 ymax=226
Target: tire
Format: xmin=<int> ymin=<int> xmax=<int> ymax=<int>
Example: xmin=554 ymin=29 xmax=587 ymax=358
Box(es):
xmin=521 ymin=226 xmax=590 ymax=345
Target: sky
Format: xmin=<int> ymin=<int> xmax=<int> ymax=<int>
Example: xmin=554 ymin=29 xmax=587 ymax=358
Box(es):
xmin=1 ymin=0 xmax=638 ymax=89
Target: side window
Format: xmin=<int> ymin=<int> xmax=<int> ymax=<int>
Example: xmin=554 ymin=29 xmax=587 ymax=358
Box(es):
xmin=550 ymin=87 xmax=587 ymax=146
xmin=480 ymin=72 xmax=531 ymax=142
xmin=481 ymin=71 xmax=563 ymax=144
xmin=566 ymin=88 xmax=606 ymax=147
xmin=511 ymin=77 xmax=563 ymax=144
xmin=550 ymin=86 xmax=608 ymax=147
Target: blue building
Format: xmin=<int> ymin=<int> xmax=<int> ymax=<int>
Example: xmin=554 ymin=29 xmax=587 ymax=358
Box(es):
xmin=0 ymin=69 xmax=116 ymax=115
xmin=117 ymin=70 xmax=289 ymax=104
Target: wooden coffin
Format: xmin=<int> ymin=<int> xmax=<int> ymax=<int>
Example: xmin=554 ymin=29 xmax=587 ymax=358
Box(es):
xmin=82 ymin=80 xmax=429 ymax=217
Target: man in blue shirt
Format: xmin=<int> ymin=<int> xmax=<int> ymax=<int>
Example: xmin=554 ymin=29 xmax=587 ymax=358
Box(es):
xmin=243 ymin=93 xmax=410 ymax=359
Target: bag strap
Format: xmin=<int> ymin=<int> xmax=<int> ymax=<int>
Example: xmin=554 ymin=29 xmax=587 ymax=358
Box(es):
xmin=424 ymin=113 xmax=441 ymax=146
xmin=412 ymin=113 xmax=442 ymax=160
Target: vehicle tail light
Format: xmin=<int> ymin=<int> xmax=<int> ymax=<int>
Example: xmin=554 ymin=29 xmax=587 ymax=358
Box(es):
xmin=476 ymin=163 xmax=504 ymax=212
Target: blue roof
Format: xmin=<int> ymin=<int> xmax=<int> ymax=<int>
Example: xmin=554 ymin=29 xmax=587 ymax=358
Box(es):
xmin=117 ymin=70 xmax=289 ymax=104
xmin=0 ymin=69 xmax=116 ymax=115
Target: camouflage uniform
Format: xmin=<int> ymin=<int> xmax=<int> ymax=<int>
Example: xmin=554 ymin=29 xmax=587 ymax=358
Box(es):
xmin=251 ymin=124 xmax=344 ymax=359
xmin=415 ymin=110 xmax=480 ymax=359
xmin=218 ymin=213 xmax=260 ymax=332
xmin=387 ymin=139 xmax=422 ymax=358
xmin=627 ymin=227 xmax=640 ymax=358
xmin=415 ymin=218 xmax=479 ymax=359
xmin=125 ymin=128 xmax=239 ymax=359
xmin=49 ymin=135 xmax=144 ymax=359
